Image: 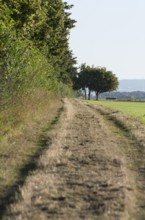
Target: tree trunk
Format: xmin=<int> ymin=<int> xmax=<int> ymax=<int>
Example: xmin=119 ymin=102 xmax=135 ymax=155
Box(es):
xmin=96 ymin=91 xmax=99 ymax=100
xmin=84 ymin=89 xmax=87 ymax=99
xmin=88 ymin=89 xmax=91 ymax=100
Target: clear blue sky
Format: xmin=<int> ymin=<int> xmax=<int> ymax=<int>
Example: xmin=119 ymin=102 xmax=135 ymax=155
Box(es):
xmin=66 ymin=0 xmax=145 ymax=79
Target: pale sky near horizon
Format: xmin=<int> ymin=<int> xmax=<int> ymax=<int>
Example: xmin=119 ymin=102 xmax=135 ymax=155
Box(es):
xmin=66 ymin=0 xmax=145 ymax=79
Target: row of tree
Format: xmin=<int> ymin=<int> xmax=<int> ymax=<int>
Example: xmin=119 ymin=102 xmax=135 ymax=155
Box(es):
xmin=0 ymin=0 xmax=77 ymax=107
xmin=0 ymin=0 xmax=119 ymax=105
xmin=73 ymin=64 xmax=119 ymax=100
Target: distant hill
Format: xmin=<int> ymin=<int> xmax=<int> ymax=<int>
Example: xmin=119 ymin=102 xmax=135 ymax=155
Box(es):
xmin=99 ymin=91 xmax=145 ymax=100
xmin=118 ymin=79 xmax=145 ymax=92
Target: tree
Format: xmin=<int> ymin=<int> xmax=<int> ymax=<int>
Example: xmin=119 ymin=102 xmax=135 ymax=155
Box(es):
xmin=3 ymin=0 xmax=77 ymax=84
xmin=73 ymin=64 xmax=118 ymax=100
xmin=73 ymin=64 xmax=91 ymax=99
xmin=0 ymin=0 xmax=77 ymax=108
xmin=92 ymin=67 xmax=119 ymax=100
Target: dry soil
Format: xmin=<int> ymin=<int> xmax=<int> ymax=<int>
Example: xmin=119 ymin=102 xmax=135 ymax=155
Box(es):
xmin=3 ymin=99 xmax=145 ymax=220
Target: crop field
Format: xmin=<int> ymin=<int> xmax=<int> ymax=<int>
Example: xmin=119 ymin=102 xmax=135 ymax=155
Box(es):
xmin=87 ymin=100 xmax=145 ymax=124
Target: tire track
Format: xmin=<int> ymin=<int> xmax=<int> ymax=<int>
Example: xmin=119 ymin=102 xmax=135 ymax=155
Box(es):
xmin=3 ymin=99 xmax=142 ymax=219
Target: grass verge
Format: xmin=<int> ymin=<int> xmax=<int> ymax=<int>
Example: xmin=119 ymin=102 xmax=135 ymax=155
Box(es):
xmin=0 ymin=90 xmax=63 ymax=215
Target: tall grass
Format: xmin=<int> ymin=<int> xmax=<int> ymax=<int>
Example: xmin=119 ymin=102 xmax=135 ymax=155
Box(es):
xmin=0 ymin=90 xmax=64 ymax=208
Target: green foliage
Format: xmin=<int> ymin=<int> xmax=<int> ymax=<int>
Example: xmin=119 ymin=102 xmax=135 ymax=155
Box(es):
xmin=0 ymin=0 xmax=77 ymax=108
xmin=74 ymin=64 xmax=118 ymax=100
xmin=90 ymin=67 xmax=118 ymax=100
xmin=3 ymin=0 xmax=76 ymax=79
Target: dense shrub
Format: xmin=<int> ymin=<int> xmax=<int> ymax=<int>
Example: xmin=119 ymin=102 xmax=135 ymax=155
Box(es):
xmin=0 ymin=0 xmax=76 ymax=108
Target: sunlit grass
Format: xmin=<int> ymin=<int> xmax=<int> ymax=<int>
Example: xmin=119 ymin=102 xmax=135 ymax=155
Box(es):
xmin=87 ymin=100 xmax=145 ymax=123
xmin=0 ymin=90 xmax=63 ymax=204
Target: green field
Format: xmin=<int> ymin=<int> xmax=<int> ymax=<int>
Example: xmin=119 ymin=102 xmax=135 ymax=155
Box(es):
xmin=88 ymin=100 xmax=145 ymax=124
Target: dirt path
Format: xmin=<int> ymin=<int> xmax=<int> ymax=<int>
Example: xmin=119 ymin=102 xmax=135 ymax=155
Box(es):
xmin=3 ymin=99 xmax=145 ymax=219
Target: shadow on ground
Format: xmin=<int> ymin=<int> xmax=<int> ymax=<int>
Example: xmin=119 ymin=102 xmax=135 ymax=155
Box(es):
xmin=0 ymin=106 xmax=63 ymax=217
